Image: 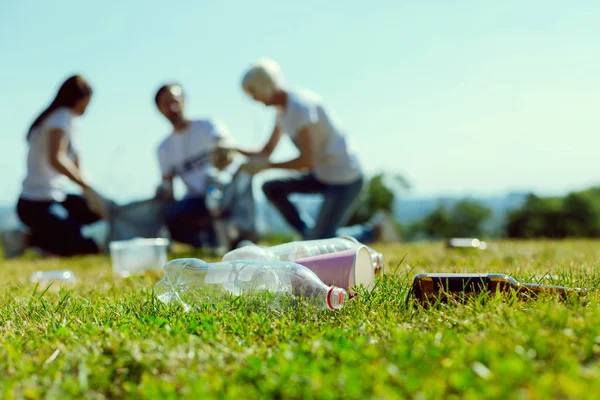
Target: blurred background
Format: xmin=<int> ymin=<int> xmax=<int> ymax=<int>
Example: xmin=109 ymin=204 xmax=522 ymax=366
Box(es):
xmin=1 ymin=0 xmax=599 ymax=241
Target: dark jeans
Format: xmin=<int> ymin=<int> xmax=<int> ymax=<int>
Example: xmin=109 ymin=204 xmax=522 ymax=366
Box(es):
xmin=164 ymin=196 xmax=215 ymax=248
xmin=262 ymin=173 xmax=374 ymax=242
xmin=17 ymin=195 xmax=101 ymax=257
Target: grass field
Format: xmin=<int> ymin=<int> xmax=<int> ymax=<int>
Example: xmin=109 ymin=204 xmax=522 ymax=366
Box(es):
xmin=1 ymin=240 xmax=599 ymax=399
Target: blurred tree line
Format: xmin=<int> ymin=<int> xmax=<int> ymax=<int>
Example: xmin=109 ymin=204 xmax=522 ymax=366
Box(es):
xmin=346 ymin=173 xmax=493 ymax=239
xmin=351 ymin=173 xmax=600 ymax=240
xmin=345 ymin=173 xmax=411 ymax=226
xmin=407 ymin=200 xmax=492 ymax=239
xmin=506 ymin=188 xmax=600 ymax=238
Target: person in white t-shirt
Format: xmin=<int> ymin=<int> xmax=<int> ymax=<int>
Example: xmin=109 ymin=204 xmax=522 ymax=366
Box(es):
xmin=237 ymin=59 xmax=399 ymax=243
xmin=1 ymin=75 xmax=108 ymax=258
xmin=154 ymin=83 xmax=236 ymax=248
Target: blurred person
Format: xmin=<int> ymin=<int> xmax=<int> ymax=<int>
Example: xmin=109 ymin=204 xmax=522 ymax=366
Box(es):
xmin=154 ymin=83 xmax=240 ymax=249
xmin=1 ymin=75 xmax=108 ymax=258
xmin=237 ymin=59 xmax=399 ymax=243
xmin=204 ymin=137 xmax=259 ymax=252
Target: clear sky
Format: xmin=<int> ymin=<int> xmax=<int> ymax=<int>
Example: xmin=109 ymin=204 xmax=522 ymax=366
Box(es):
xmin=1 ymin=0 xmax=599 ymax=205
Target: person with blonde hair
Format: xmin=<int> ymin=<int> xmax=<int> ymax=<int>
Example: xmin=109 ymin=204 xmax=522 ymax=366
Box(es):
xmin=238 ymin=59 xmax=398 ymax=243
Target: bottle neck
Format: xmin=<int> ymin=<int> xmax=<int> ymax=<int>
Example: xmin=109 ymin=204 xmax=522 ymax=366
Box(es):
xmin=489 ymin=275 xmax=584 ymax=298
xmin=326 ymin=287 xmax=347 ymax=310
xmin=519 ymin=283 xmax=579 ymax=297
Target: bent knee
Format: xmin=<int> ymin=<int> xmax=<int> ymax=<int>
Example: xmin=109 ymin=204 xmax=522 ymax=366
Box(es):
xmin=262 ymin=180 xmax=279 ymax=198
xmin=164 ymin=203 xmax=184 ymax=225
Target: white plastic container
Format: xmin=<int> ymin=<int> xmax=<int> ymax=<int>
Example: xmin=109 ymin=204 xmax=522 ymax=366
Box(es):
xmin=109 ymin=238 xmax=170 ymax=278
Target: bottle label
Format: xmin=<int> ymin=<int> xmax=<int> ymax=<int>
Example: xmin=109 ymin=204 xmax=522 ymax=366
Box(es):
xmin=427 ymin=274 xmax=490 ymax=293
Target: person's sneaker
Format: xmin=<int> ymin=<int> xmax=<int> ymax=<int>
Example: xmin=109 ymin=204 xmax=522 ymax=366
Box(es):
xmin=369 ymin=210 xmax=401 ymax=243
xmin=1 ymin=229 xmax=27 ymax=259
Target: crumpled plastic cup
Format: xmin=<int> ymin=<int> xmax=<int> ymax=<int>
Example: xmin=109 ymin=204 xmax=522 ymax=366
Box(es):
xmin=294 ymin=246 xmax=375 ymax=296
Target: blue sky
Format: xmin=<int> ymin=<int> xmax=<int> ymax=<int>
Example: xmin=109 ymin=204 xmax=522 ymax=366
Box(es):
xmin=1 ymin=1 xmax=599 ymax=205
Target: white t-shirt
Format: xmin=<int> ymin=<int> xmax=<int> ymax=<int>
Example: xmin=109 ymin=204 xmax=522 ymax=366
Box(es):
xmin=276 ymin=89 xmax=362 ymax=184
xmin=21 ymin=107 xmax=79 ymax=202
xmin=158 ymin=119 xmax=230 ymax=197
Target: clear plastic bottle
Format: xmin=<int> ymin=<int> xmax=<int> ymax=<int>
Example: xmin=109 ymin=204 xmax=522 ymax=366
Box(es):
xmin=154 ymin=258 xmax=348 ymax=312
xmin=222 ymin=236 xmax=384 ymax=271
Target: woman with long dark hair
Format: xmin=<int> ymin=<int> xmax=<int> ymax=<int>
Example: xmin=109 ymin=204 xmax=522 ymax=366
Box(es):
xmin=2 ymin=75 xmax=108 ymax=258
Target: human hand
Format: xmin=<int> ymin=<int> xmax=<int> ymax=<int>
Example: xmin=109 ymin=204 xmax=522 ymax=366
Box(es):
xmin=155 ymin=182 xmax=174 ymax=201
xmin=241 ymin=155 xmax=269 ymax=175
xmin=212 ymin=147 xmax=235 ymax=171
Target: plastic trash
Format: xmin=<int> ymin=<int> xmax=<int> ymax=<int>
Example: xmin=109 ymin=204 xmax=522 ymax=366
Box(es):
xmin=294 ymin=246 xmax=375 ymax=295
xmin=109 ymin=237 xmax=169 ymax=278
xmin=236 ymin=239 xmax=257 ymax=249
xmin=411 ymin=273 xmax=586 ymax=307
xmin=446 ymin=238 xmax=487 ymax=250
xmin=154 ymin=258 xmax=348 ymax=312
xmin=29 ymin=270 xmax=77 ymax=285
xmin=222 ymin=236 xmax=384 ymax=271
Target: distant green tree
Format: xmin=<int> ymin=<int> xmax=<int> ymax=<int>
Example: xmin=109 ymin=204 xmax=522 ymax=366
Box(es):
xmin=345 ymin=173 xmax=411 ymax=226
xmin=563 ymin=191 xmax=600 ymax=237
xmin=506 ymin=188 xmax=600 ymax=238
xmin=418 ymin=200 xmax=492 ymax=238
xmin=419 ymin=205 xmax=452 ymax=238
xmin=506 ymin=194 xmax=565 ymax=238
xmin=449 ymin=200 xmax=493 ymax=237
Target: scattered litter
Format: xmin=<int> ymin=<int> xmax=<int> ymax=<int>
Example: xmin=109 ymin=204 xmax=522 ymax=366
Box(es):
xmin=446 ymin=238 xmax=487 ymax=250
xmin=223 ymin=236 xmax=384 ymax=272
xmin=109 ymin=237 xmax=169 ymax=278
xmin=293 ymin=246 xmax=375 ymax=295
xmin=411 ymin=273 xmax=586 ymax=306
xmin=30 ymin=270 xmax=76 ymax=285
xmin=154 ymin=258 xmax=348 ymax=312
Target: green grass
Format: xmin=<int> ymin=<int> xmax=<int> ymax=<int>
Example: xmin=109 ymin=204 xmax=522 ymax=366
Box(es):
xmin=1 ymin=240 xmax=600 ymax=399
